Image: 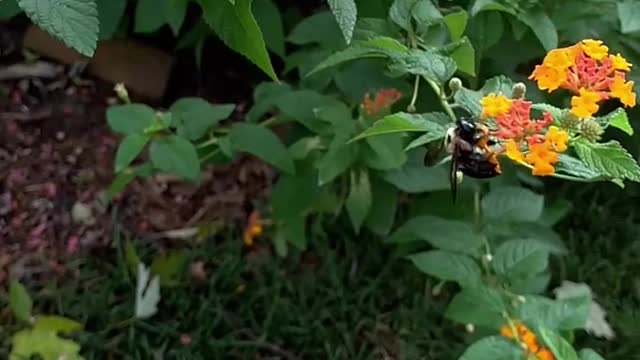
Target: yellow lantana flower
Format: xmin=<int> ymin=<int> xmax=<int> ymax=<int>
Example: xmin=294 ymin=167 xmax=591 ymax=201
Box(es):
xmin=610 ymin=53 xmax=632 ymax=71
xmin=570 ymin=88 xmax=601 ymax=118
xmin=505 ymin=139 xmax=525 ymax=162
xmin=480 ymin=92 xmax=512 ymax=118
xmin=610 ymin=76 xmax=637 ymax=107
xmin=543 ymin=47 xmax=575 ymax=71
xmin=581 ymin=39 xmax=609 ymax=60
xmin=529 ymin=65 xmax=565 ymax=92
xmin=545 ymin=126 xmax=569 ymax=152
xmin=526 ymin=143 xmax=558 ymax=176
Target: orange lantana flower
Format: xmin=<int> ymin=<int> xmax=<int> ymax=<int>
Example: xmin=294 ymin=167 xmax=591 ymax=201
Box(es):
xmin=501 ymin=321 xmax=556 ymax=360
xmin=243 ymin=210 xmax=263 ymax=246
xmin=581 ymin=39 xmax=609 ymax=60
xmin=610 ymin=76 xmax=637 ymax=107
xmin=610 ymin=53 xmax=633 ymax=71
xmin=571 ymin=88 xmax=601 ymax=118
xmin=526 ymin=143 xmax=559 ymax=176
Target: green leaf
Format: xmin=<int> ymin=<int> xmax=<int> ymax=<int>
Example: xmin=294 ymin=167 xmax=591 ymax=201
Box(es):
xmin=134 ymin=0 xmax=166 ymax=33
xmin=532 ymin=103 xmax=565 ymax=123
xmin=19 ymin=0 xmax=99 ymax=56
xmin=281 ymin=216 xmax=307 ymax=250
xmin=346 ymin=169 xmax=372 ymax=233
xmin=10 ymin=328 xmax=83 ymax=360
xmin=352 ymin=112 xmax=446 ymax=141
xmin=450 ymin=37 xmax=475 ymax=77
xmin=515 ymin=295 xmax=590 ymax=331
xmin=388 ymin=215 xmax=483 ymax=255
xmin=287 ymin=11 xmax=345 ymax=48
xmin=389 ymin=0 xmax=415 ymax=31
xmin=409 ymin=250 xmax=481 ymax=287
xmin=363 ymin=134 xmax=407 ymax=170
xmin=575 ymin=140 xmax=640 ymax=182
xmin=0 ymin=0 xmax=22 ymax=19
xmin=492 ymin=239 xmax=549 ymax=278
xmin=328 ymin=0 xmax=357 ymax=44
xmin=271 ymin=172 xmax=320 ymax=219
xmin=554 ymin=281 xmax=614 ymax=339
xmin=618 ymin=0 xmax=640 ymax=34
xmin=33 ymin=316 xmax=82 ymax=334
xmin=135 ymin=263 xmax=160 ymax=319
xmin=444 ymin=10 xmax=468 ymax=41
xmin=166 ymin=0 xmax=189 ymax=35
xmin=151 ymin=251 xmax=188 ymax=286
xmin=149 ymin=135 xmax=201 ymax=181
xmin=604 ymin=108 xmax=633 ymax=135
xmin=412 ymin=0 xmax=442 ymax=31
xmin=364 ymin=177 xmax=398 ymax=236
xmin=517 ymin=7 xmax=558 ymax=51
xmin=96 ymin=0 xmax=127 ymax=39
xmin=9 ymin=279 xmax=32 ymax=323
xmin=482 ymin=186 xmax=544 ymax=223
xmin=445 ymin=286 xmax=505 ymax=328
xmin=382 ymin=155 xmax=450 ymax=193
xmin=317 ymin=141 xmax=358 ymax=185
xmin=459 ymin=336 xmax=522 ymax=360
xmin=388 ymin=49 xmax=457 ymax=83
xmin=107 ymin=104 xmax=156 ymax=135
xmin=539 ymin=199 xmax=572 ymax=227
xmin=274 ymin=90 xmax=343 ymax=134
xmin=199 ymin=0 xmax=277 ymax=80
xmin=229 ymin=123 xmax=295 ymax=174
xmin=579 ymin=349 xmax=605 ymax=360
xmin=171 ymin=98 xmax=235 ymax=140
xmin=114 ymin=134 xmax=149 ymax=173
xmin=555 ymin=154 xmax=604 ymax=180
xmin=253 ymin=0 xmax=285 ymax=57
xmin=538 ymin=327 xmax=579 ymax=360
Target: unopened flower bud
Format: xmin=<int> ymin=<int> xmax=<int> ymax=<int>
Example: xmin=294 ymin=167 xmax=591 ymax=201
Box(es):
xmin=484 ymin=253 xmax=493 ymax=262
xmin=114 ymin=83 xmax=130 ymax=103
xmin=406 ymin=103 xmax=416 ymax=113
xmin=465 ymin=323 xmax=475 ymax=333
xmin=559 ymin=111 xmax=581 ymax=130
xmin=517 ymin=295 xmax=526 ymax=303
xmin=580 ymin=117 xmax=604 ymax=142
xmin=511 ymin=82 xmax=527 ymax=99
xmin=432 ymin=281 xmax=444 ymax=296
xmin=448 ymin=77 xmax=463 ymax=93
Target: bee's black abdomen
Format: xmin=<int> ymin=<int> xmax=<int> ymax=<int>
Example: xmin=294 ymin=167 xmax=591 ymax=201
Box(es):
xmin=457 ymin=151 xmax=501 ymax=179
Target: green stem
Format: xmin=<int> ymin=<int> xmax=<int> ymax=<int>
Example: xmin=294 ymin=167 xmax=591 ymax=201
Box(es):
xmin=426 ymin=78 xmax=457 ymax=122
xmin=408 ymin=75 xmax=420 ymax=111
xmin=197 ymin=137 xmax=218 ymax=149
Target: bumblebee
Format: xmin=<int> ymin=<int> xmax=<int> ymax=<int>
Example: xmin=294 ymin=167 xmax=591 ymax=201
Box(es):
xmin=444 ymin=117 xmax=502 ymax=202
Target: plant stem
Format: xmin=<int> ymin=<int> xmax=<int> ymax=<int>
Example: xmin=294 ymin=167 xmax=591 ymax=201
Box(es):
xmin=409 ymin=75 xmax=420 ymax=111
xmin=197 ymin=137 xmax=218 ymax=149
xmin=426 ymin=78 xmax=457 ymax=122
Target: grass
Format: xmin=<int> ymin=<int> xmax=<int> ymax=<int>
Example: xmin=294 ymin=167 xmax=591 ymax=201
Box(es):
xmin=2 ymin=183 xmax=640 ymax=359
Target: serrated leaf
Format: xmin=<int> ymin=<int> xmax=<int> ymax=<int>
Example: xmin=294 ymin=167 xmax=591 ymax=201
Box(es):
xmin=493 ymin=239 xmax=549 ymax=278
xmin=517 ymin=7 xmax=557 ymax=51
xmin=405 ymin=129 xmax=447 ymax=150
xmin=352 ymin=112 xmax=447 ymax=141
xmin=107 ymin=104 xmax=156 ymax=135
xmin=149 ymin=135 xmax=201 ymax=181
xmin=618 ymin=0 xmax=640 ymax=34
xmin=538 ymin=327 xmax=579 ymax=360
xmin=605 ymin=108 xmax=633 ymax=135
xmin=253 ymin=0 xmax=285 ymax=57
xmin=575 ymin=140 xmax=640 ymax=182
xmin=135 ymin=263 xmax=160 ymax=319
xmin=19 ymin=0 xmax=99 ymax=56
xmin=229 ymin=123 xmax=295 ymax=174
xmin=346 ymin=169 xmax=372 ymax=233
xmin=445 ymin=286 xmax=506 ymax=328
xmin=515 ymin=295 xmax=590 ymax=331
xmin=579 ymin=349 xmax=606 ymax=360
xmin=317 ymin=141 xmax=358 ymax=185
xmin=412 ymin=0 xmax=442 ymax=31
xmin=199 ymin=0 xmax=277 ymax=80
xmin=33 ymin=316 xmax=82 ymax=334
xmin=389 ymin=0 xmax=415 ymax=31
xmin=444 ymin=10 xmax=468 ymax=41
xmin=171 ymin=98 xmax=235 ymax=140
xmin=328 ymin=0 xmax=357 ymax=44
xmin=531 ymin=103 xmax=565 ymax=123
xmin=287 ymin=11 xmax=345 ymax=48
xmin=388 ymin=49 xmax=457 ymax=83
xmin=9 ymin=279 xmax=32 ymax=323
xmin=554 ymin=281 xmax=615 ymax=339
xmin=114 ymin=134 xmax=149 ymax=173
xmin=10 ymin=328 xmax=83 ymax=360
xmin=387 ymin=215 xmax=483 ymax=255
xmin=482 ymin=186 xmax=544 ymax=223
xmin=409 ymin=250 xmax=481 ymax=287
xmin=450 ymin=37 xmax=475 ymax=76
xmin=459 ymin=336 xmax=522 ymax=360
xmin=555 ymin=154 xmax=604 ymax=180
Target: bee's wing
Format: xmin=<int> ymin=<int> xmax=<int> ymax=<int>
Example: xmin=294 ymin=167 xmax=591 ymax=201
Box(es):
xmin=449 ymin=148 xmax=458 ymax=204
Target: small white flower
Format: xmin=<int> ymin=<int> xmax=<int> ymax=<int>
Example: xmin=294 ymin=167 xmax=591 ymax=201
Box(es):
xmin=485 ymin=253 xmax=493 ymax=262
xmin=465 ymin=323 xmax=475 ymax=333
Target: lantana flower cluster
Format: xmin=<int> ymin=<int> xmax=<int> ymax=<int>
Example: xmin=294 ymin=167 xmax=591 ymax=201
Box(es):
xmin=361 ymin=88 xmax=402 ymax=115
xmin=501 ymin=321 xmax=555 ymax=360
xmin=481 ymin=92 xmax=569 ymax=176
xmin=529 ymin=39 xmax=636 ymax=118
